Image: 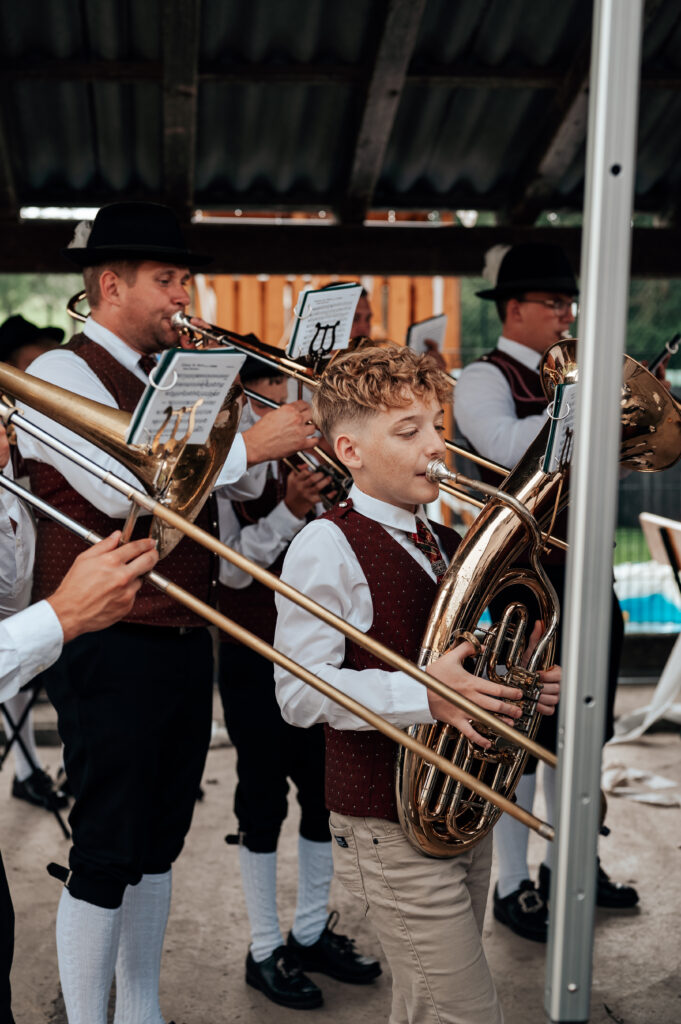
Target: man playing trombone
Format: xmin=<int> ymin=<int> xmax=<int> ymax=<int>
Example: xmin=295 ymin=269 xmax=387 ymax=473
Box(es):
xmin=16 ymin=201 xmax=318 ymax=1024
xmin=0 ymin=421 xmax=158 ymax=1024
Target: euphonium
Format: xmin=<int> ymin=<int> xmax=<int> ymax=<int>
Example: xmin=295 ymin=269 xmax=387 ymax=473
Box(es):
xmin=396 ymin=338 xmax=681 ymax=858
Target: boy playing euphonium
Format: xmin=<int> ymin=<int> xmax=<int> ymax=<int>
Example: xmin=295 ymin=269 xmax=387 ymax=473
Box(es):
xmin=274 ymin=345 xmax=560 ymax=1024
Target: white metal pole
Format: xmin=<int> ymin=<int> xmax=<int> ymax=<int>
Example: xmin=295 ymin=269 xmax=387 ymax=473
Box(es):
xmin=544 ymin=2 xmax=644 ymax=1021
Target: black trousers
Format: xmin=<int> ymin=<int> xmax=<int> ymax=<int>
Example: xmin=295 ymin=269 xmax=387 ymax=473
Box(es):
xmin=489 ymin=564 xmax=623 ymax=774
xmin=218 ymin=644 xmax=330 ymax=853
xmin=0 ymin=853 xmax=14 ymax=1024
xmin=46 ymin=623 xmax=213 ymax=908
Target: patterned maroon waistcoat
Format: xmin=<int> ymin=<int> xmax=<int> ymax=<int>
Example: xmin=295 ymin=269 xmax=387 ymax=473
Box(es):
xmin=218 ymin=463 xmax=287 ymax=646
xmin=466 ymin=347 xmax=567 ymax=564
xmin=322 ymin=501 xmax=460 ymax=821
xmin=26 ymin=335 xmax=220 ymax=627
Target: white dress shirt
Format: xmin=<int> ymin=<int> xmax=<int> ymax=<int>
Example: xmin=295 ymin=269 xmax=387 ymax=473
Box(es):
xmin=274 ymin=485 xmax=449 ymax=732
xmin=17 ymin=316 xmax=259 ymax=518
xmin=0 ymin=464 xmax=62 ymax=702
xmin=455 ymin=336 xmax=548 ymax=469
xmin=217 ymin=463 xmax=306 ymax=588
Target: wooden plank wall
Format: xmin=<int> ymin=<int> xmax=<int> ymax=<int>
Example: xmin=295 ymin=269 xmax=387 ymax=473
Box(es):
xmin=195 ymin=272 xmax=463 ymax=526
xmin=196 ymin=273 xmax=462 ymax=369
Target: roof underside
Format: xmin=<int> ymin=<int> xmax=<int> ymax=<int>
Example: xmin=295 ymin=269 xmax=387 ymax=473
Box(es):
xmin=1 ymin=0 xmax=681 ymax=274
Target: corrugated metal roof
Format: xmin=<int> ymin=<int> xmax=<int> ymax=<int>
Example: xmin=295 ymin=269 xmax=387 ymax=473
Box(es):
xmin=1 ymin=0 xmax=681 ymax=272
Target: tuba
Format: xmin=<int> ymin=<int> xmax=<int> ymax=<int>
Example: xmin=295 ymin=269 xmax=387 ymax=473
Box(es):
xmin=396 ymin=338 xmax=681 ymax=858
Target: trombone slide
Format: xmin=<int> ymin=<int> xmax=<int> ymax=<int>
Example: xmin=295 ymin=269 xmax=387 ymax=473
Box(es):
xmin=0 ymin=468 xmax=554 ymax=844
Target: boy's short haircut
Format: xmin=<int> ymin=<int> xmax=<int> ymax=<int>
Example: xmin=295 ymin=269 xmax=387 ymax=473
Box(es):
xmin=313 ymin=344 xmax=453 ymax=441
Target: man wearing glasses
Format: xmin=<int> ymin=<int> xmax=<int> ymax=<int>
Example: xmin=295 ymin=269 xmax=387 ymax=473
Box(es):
xmin=455 ymin=243 xmax=637 ymax=945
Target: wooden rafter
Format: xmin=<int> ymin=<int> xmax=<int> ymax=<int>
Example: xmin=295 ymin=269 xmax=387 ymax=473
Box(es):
xmin=338 ymin=0 xmax=427 ymax=225
xmin=0 ymin=104 xmax=17 ymax=221
xmin=162 ymin=0 xmax=201 ymax=221
xmin=503 ymin=0 xmax=668 ymax=225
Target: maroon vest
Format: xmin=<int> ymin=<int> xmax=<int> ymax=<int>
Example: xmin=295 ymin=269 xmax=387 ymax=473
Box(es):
xmin=322 ymin=501 xmax=461 ymax=821
xmin=26 ymin=335 xmax=220 ymax=627
xmin=465 ymin=348 xmax=567 ymax=563
xmin=218 ymin=464 xmax=287 ymax=646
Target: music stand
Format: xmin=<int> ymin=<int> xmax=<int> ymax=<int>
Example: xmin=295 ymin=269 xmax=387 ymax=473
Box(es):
xmin=0 ymin=679 xmax=70 ymax=839
xmin=610 ymin=512 xmax=681 ymax=743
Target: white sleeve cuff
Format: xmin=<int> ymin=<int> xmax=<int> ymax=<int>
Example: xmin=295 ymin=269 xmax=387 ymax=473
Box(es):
xmin=0 ymin=601 xmax=64 ymax=702
xmin=216 ymin=434 xmax=247 ymax=487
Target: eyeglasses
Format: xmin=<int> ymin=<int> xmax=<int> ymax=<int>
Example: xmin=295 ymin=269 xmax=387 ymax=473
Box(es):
xmin=518 ymin=298 xmax=579 ymax=318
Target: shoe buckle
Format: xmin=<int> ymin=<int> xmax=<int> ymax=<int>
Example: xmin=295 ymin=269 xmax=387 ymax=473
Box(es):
xmin=518 ymin=889 xmax=544 ymax=914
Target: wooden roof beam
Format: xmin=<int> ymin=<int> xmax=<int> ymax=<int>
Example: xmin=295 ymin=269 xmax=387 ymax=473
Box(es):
xmin=162 ymin=0 xmax=201 ymax=222
xmin=503 ymin=0 xmax=666 ymax=225
xmin=6 ymin=221 xmax=681 ymax=277
xmin=338 ymin=0 xmax=427 ymax=225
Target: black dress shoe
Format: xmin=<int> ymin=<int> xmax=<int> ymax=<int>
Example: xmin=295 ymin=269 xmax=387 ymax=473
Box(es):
xmin=287 ymin=911 xmax=382 ymax=984
xmin=538 ymin=861 xmax=639 ymax=910
xmin=12 ymin=769 xmax=68 ymax=810
xmin=246 ymin=946 xmax=323 ymax=1009
xmin=493 ymin=880 xmax=548 ymax=943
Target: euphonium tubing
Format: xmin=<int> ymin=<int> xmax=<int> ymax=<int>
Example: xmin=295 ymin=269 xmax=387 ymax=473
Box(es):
xmin=396 ymin=428 xmax=564 ymax=858
xmin=0 ymin=466 xmax=554 ymax=844
xmin=0 ymin=394 xmax=557 ymax=777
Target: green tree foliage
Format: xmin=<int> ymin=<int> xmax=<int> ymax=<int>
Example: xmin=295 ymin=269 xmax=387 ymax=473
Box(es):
xmin=0 ymin=274 xmax=83 ymax=337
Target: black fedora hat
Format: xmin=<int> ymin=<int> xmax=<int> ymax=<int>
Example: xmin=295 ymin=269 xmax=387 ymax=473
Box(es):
xmin=476 ymin=244 xmax=578 ymax=300
xmin=63 ymin=201 xmax=213 ymax=269
xmin=0 ymin=314 xmax=64 ymax=360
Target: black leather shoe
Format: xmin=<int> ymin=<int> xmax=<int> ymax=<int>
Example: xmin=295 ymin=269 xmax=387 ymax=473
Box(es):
xmin=12 ymin=769 xmax=68 ymax=810
xmin=246 ymin=946 xmax=323 ymax=1009
xmin=287 ymin=911 xmax=381 ymax=984
xmin=538 ymin=861 xmax=639 ymax=910
xmin=493 ymin=880 xmax=548 ymax=942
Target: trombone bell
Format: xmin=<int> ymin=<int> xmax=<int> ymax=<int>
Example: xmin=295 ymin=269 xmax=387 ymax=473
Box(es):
xmin=0 ymin=360 xmax=243 ymax=557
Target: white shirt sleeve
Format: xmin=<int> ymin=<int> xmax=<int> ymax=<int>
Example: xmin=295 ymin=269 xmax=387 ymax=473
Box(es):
xmin=273 ymin=519 xmax=434 ymax=731
xmin=0 ymin=461 xmax=35 ymax=610
xmin=0 ymin=600 xmax=64 ymax=703
xmin=455 ymin=360 xmax=547 ymax=469
xmin=217 ymin=487 xmax=306 ymax=588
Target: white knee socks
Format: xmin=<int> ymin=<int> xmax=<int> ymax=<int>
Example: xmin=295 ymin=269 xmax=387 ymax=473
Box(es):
xmin=495 ymin=772 xmax=537 ymax=898
xmin=113 ymin=871 xmax=172 ymax=1024
xmin=2 ymin=691 xmax=41 ymax=781
xmin=238 ymin=848 xmax=284 ymax=962
xmin=56 ymin=888 xmax=121 ymax=1024
xmin=291 ymin=837 xmax=333 ymax=946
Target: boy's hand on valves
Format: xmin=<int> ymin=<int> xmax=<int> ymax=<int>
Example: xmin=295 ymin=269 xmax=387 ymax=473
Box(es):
xmin=425 ymin=639 xmax=523 ymax=749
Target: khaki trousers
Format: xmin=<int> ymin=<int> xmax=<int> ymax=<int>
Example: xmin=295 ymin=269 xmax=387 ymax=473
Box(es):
xmin=329 ymin=813 xmax=503 ymax=1024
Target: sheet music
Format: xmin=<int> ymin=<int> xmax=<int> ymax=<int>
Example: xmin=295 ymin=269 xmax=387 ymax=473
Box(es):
xmin=287 ymin=283 xmax=363 ymax=359
xmin=542 ymin=382 xmax=577 ymax=473
xmin=406 ymin=314 xmax=447 ymax=354
xmin=126 ymin=348 xmax=245 ymax=447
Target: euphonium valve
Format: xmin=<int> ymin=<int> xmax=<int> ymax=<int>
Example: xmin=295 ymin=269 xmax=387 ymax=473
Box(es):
xmin=396 ymin=437 xmax=563 ymax=859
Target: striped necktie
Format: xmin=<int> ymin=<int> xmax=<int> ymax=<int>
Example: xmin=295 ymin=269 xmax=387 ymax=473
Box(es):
xmin=411 ymin=519 xmax=447 ymax=582
xmin=138 ymin=354 xmax=157 ymax=377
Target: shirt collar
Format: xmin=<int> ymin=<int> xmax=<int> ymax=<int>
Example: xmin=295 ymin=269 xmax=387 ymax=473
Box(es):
xmin=498 ymin=335 xmax=542 ymax=373
xmin=348 ymin=484 xmax=429 ymax=534
xmin=85 ymin=316 xmax=157 ymax=373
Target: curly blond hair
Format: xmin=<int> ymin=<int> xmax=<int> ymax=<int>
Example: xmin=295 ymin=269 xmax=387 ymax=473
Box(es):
xmin=312 ymin=344 xmax=452 ymax=440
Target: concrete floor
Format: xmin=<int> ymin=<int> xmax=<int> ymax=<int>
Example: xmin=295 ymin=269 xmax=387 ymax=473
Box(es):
xmin=3 ymin=684 xmax=680 ymax=1024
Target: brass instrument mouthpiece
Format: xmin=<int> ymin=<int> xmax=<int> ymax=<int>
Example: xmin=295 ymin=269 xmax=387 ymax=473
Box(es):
xmin=425 ymin=458 xmax=453 ymax=484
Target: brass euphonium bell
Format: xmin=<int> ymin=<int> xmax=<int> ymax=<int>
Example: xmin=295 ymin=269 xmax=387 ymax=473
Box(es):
xmin=0 ymin=361 xmax=243 ymax=557
xmin=541 ymin=337 xmax=681 ymax=472
xmin=395 ymin=337 xmax=681 ymax=858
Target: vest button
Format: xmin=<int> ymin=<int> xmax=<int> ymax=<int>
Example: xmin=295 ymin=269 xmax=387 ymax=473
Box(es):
xmin=339 ymin=501 xmax=348 ymax=508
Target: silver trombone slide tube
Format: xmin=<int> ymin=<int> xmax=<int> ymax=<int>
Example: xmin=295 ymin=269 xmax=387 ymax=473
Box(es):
xmin=0 ymin=468 xmax=554 ymax=842
xmin=0 ymin=401 xmax=556 ymax=766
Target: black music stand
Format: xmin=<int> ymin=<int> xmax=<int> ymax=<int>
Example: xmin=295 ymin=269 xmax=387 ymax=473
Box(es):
xmin=0 ymin=679 xmax=70 ymax=839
